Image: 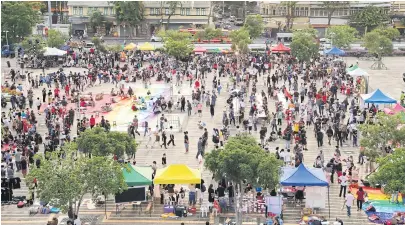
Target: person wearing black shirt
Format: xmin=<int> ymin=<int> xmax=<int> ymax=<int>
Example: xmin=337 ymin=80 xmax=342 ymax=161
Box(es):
xmin=227 ymin=182 xmax=234 ymax=206
xmin=208 ymin=184 xmax=215 ymax=204
xmin=216 ymin=185 xmax=225 ymax=198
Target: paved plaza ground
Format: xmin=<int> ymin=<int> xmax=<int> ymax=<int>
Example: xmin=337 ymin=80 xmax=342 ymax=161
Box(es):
xmin=1 ymin=56 xmax=404 ymax=225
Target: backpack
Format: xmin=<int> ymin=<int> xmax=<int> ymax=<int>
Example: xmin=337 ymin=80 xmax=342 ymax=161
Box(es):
xmin=201 ymin=184 xmax=206 ymax=192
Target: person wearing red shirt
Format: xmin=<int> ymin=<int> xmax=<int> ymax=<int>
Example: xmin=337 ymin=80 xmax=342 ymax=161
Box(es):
xmin=356 ymin=187 xmax=365 ymax=211
xmin=80 ymin=99 xmax=86 ymax=108
xmin=65 ymin=84 xmax=70 ymax=96
xmin=90 ymin=115 xmax=96 ymax=129
xmin=54 ymin=88 xmax=60 ymax=99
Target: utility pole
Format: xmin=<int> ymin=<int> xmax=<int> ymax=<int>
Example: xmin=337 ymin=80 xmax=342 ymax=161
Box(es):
xmin=48 ymin=1 xmax=52 ymax=29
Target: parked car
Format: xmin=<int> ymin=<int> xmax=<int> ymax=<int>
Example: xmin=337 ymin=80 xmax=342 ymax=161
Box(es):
xmin=1 ymin=45 xmax=16 ymax=58
xmin=151 ymin=35 xmax=162 ymax=42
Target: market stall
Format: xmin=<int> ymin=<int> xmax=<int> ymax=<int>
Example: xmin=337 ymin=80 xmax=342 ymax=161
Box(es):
xmin=361 ymin=89 xmax=397 ymax=105
xmin=43 ymin=47 xmax=67 ymax=57
xmin=324 ymin=47 xmax=345 ymax=56
xmin=271 ymin=43 xmax=291 ymax=54
xmin=138 ymin=42 xmax=155 ymax=51
xmin=348 ymin=67 xmax=369 ymax=77
xmin=124 ymin=43 xmax=137 ymax=51
xmin=154 ymin=164 xmax=201 ymax=184
xmin=193 ymin=46 xmax=207 ymax=55
xmin=280 ymin=164 xmax=330 ymax=218
xmin=115 ymin=164 xmax=152 ymax=203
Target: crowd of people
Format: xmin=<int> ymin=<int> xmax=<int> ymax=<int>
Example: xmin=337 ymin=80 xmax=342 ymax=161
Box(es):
xmin=1 ymin=39 xmax=393 ymax=225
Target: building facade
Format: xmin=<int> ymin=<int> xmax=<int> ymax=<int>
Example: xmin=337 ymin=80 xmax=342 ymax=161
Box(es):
xmin=143 ymin=1 xmax=212 ymax=35
xmin=391 ymin=1 xmax=405 ymax=34
xmin=259 ymin=1 xmax=392 ymax=37
xmin=67 ymin=1 xmax=116 ymax=36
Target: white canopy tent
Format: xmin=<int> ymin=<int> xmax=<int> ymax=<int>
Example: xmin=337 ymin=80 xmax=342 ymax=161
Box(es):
xmin=43 ymin=47 xmax=67 ymax=56
xmin=348 ymin=68 xmax=368 ymax=77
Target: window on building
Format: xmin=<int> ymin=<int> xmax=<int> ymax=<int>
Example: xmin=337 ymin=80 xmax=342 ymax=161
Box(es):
xmin=196 ymin=8 xmax=201 ymax=15
xmin=165 ymin=8 xmax=169 ymax=15
xmin=295 ymin=8 xmax=300 ymax=16
xmin=186 ymin=8 xmax=190 ymax=15
xmin=79 ymin=7 xmax=83 ymax=15
xmin=93 ymin=7 xmax=98 ymax=12
xmin=181 ymin=8 xmax=185 ymax=15
xmin=150 ymin=8 xmax=155 ymax=15
xmin=73 ymin=6 xmax=78 ymax=15
xmin=201 ymin=8 xmax=206 ymax=15
xmin=103 ymin=7 xmax=108 ymax=15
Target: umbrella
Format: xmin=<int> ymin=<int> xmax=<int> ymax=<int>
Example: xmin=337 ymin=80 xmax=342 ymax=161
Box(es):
xmin=138 ymin=42 xmax=155 ymax=51
xmin=124 ymin=43 xmax=137 ymax=50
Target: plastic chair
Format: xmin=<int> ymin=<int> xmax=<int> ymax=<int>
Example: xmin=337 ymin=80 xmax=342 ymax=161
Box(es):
xmin=200 ymin=205 xmax=208 ymax=217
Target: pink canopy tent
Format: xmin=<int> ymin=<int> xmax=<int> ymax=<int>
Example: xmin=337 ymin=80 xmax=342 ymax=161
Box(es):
xmin=193 ymin=47 xmax=207 ymax=53
xmin=384 ymin=103 xmax=405 ymax=115
xmin=392 ymin=103 xmax=405 ymax=113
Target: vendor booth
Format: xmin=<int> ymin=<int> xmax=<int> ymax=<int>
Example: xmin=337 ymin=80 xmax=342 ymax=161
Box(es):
xmin=384 ymin=103 xmax=405 ymax=115
xmin=138 ymin=42 xmax=155 ymax=51
xmin=346 ymin=64 xmax=359 ymax=73
xmin=361 ymin=89 xmax=397 ymax=104
xmin=279 ymin=164 xmax=330 ymax=218
xmin=348 ymin=68 xmax=368 ymax=77
xmin=124 ymin=43 xmax=137 ymax=51
xmin=271 ymin=43 xmax=291 ymax=54
xmin=115 ymin=165 xmax=153 ymax=203
xmin=324 ymin=47 xmax=345 ymax=56
xmin=43 ymin=47 xmax=67 ymax=57
xmin=193 ymin=47 xmax=207 ymax=55
xmin=154 ymin=164 xmax=201 ymax=184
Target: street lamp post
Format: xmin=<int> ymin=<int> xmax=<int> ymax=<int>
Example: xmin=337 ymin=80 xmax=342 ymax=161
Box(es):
xmin=3 ymin=31 xmax=9 ymax=45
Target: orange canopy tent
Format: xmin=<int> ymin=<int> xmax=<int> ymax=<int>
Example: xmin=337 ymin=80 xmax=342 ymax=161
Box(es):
xmin=271 ymin=43 xmax=291 ymax=53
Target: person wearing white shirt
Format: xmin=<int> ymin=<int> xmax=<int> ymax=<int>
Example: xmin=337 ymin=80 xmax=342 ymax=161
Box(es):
xmin=339 ymin=172 xmax=348 ymax=198
xmin=344 ymin=191 xmax=355 ymax=217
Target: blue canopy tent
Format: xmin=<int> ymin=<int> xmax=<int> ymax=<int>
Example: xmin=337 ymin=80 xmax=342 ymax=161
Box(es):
xmin=280 ymin=164 xmax=330 ymax=217
xmin=361 ymin=89 xmax=397 ymax=104
xmin=324 ymin=47 xmax=345 ymax=56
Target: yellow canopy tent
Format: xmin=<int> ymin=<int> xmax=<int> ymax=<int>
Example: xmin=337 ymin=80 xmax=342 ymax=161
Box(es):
xmin=154 ymin=164 xmax=201 ymax=184
xmin=124 ymin=43 xmax=137 ymax=50
xmin=138 ymin=42 xmax=155 ymax=51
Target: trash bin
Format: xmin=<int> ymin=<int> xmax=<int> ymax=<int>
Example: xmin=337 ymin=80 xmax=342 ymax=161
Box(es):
xmin=6 ymin=61 xmax=10 ymax=68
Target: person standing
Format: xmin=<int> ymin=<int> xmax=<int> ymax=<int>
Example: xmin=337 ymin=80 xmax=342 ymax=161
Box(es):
xmin=184 ymin=131 xmax=189 ymax=153
xmin=152 ymin=126 xmax=160 ymax=148
xmin=339 ymin=172 xmax=348 ymax=198
xmin=343 ymin=191 xmax=355 ymax=217
xmin=160 ymin=130 xmax=167 ymax=149
xmin=42 ymin=88 xmax=47 ymax=103
xmin=356 ymin=187 xmax=365 ymax=211
xmin=14 ymin=150 xmax=21 ymax=172
xmin=90 ymin=115 xmax=96 ymax=129
xmin=145 ymin=128 xmax=152 ymax=149
xmin=167 ymin=126 xmax=175 ymax=147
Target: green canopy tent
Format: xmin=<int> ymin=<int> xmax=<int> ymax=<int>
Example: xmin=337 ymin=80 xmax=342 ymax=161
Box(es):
xmin=346 ymin=64 xmax=359 ymax=72
xmin=123 ymin=164 xmax=152 ymax=187
xmin=208 ymin=48 xmax=221 ymax=53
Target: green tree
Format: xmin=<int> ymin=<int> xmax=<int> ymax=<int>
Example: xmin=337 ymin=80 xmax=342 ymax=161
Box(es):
xmin=195 ymin=27 xmax=223 ymax=41
xmin=159 ymin=30 xmax=193 ymax=59
xmin=290 ymin=28 xmax=319 ymax=62
xmin=281 ymin=1 xmax=297 ymax=31
xmin=326 ymin=25 xmax=358 ymax=49
xmin=350 ymin=5 xmax=390 ymax=35
xmin=230 ymin=28 xmax=251 ymax=68
xmin=76 ymin=127 xmax=137 ymax=158
xmin=20 ymin=35 xmax=47 ymax=56
xmin=89 ymin=11 xmax=105 ymax=33
xmin=401 ymin=18 xmax=405 ymax=27
xmin=321 ymin=1 xmax=348 ymax=26
xmin=363 ymin=30 xmax=393 ymax=69
xmin=106 ymin=44 xmax=123 ymax=52
xmin=27 ymin=143 xmax=127 ymax=218
xmin=113 ymin=1 xmax=144 ymax=35
xmin=368 ymin=148 xmax=405 ymax=194
xmin=243 ymin=15 xmax=264 ymax=40
xmin=47 ymin=29 xmax=66 ymax=48
xmin=372 ymin=27 xmax=400 ymax=40
xmin=358 ymin=112 xmax=404 ymax=165
xmin=166 ymin=1 xmax=182 ymax=29
xmin=204 ymin=135 xmax=282 ymax=225
xmin=1 ymin=2 xmax=41 ymax=43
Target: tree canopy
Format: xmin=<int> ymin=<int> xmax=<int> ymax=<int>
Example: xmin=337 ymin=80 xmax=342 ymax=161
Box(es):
xmin=281 ymin=1 xmax=297 ymax=31
xmin=372 ymin=27 xmax=400 ymax=40
xmin=362 ymin=30 xmax=393 ymax=58
xmin=326 ymin=25 xmax=358 ymax=49
xmin=230 ymin=28 xmax=251 ymax=55
xmin=321 ymin=1 xmax=348 ymax=26
xmin=113 ymin=1 xmax=144 ymax=28
xmin=195 ymin=27 xmax=223 ymax=41
xmin=27 ymin=143 xmax=127 ymax=217
xmin=290 ymin=28 xmax=319 ymax=62
xmin=166 ymin=1 xmax=182 ymax=29
xmin=76 ymin=127 xmax=137 ymax=158
xmin=368 ymin=148 xmax=405 ymax=194
xmin=158 ymin=30 xmax=193 ymax=60
xmin=358 ymin=112 xmax=405 ymax=161
xmin=204 ymin=135 xmax=282 ymax=190
xmin=20 ymin=35 xmax=47 ymax=56
xmin=243 ymin=15 xmax=264 ymax=40
xmin=1 ymin=2 xmax=41 ymax=43
xmin=89 ymin=11 xmax=105 ymax=33
xmin=47 ymin=29 xmax=67 ymax=48
xmin=350 ymin=6 xmax=390 ymax=34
